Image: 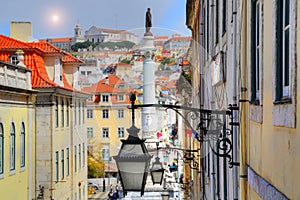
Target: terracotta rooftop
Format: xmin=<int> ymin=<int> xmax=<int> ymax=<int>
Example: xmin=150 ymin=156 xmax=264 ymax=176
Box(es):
xmin=0 ymin=34 xmax=84 ymax=92
xmin=47 ymin=37 xmax=72 ymax=43
xmin=179 ymin=59 xmax=189 ymax=66
xmin=116 ymin=62 xmax=132 ymax=67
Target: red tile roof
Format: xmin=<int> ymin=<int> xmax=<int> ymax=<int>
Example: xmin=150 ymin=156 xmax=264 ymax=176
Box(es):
xmin=179 ymin=59 xmax=189 ymax=66
xmin=62 ymin=52 xmax=84 ymax=64
xmin=116 ymin=62 xmax=131 ymax=67
xmin=0 ymin=34 xmax=34 ymax=50
xmin=48 ymin=37 xmax=72 ymax=43
xmin=29 ymin=41 xmax=64 ymax=54
xmin=154 ymin=36 xmax=169 ymax=40
xmin=82 ymin=74 xmax=131 ymax=94
xmin=0 ymin=34 xmax=85 ymax=93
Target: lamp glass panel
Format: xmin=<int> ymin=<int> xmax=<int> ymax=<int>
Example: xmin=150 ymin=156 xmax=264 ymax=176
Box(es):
xmin=118 ymin=161 xmax=147 ymax=190
xmin=152 ymin=171 xmax=163 ymax=183
xmin=119 ymin=144 xmax=143 ymax=157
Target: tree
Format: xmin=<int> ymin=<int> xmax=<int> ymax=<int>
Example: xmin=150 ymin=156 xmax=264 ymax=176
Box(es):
xmin=87 ymin=144 xmax=105 ymax=178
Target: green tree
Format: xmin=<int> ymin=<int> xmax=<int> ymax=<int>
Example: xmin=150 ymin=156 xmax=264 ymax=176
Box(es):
xmin=87 ymin=144 xmax=105 ymax=178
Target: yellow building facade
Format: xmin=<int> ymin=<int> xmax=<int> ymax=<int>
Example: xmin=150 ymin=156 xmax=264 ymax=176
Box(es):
xmin=83 ymin=74 xmax=140 ymax=175
xmin=0 ymin=60 xmax=36 ymax=200
xmin=245 ymin=0 xmax=300 ymax=199
xmin=185 ymin=0 xmax=300 ymax=199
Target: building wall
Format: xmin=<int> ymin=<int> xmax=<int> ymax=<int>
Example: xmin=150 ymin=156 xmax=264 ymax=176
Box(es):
xmin=246 ymin=0 xmax=299 ymax=199
xmin=35 ymin=94 xmax=88 ymax=200
xmin=10 ymin=21 xmax=32 ymax=42
xmin=0 ymin=61 xmax=35 ymax=200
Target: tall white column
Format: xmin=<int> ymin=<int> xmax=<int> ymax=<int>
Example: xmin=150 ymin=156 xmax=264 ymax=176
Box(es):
xmin=141 ymin=35 xmax=157 ymax=139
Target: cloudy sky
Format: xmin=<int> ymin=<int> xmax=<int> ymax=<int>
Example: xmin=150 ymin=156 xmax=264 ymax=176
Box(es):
xmin=0 ymin=0 xmax=191 ymax=39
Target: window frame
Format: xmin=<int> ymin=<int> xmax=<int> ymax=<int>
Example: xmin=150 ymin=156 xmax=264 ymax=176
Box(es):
xmin=118 ymin=109 xmax=124 ymax=118
xmin=61 ymin=100 xmax=64 ymax=127
xmin=102 ymin=94 xmax=109 ymax=102
xmin=102 ymin=127 xmax=109 ymax=138
xmin=20 ymin=122 xmax=25 ymax=168
xmin=66 ymin=100 xmax=69 ymax=127
xmin=102 ymin=109 xmax=109 ymax=119
xmin=87 ymin=109 xmax=93 ymax=119
xmin=0 ymin=123 xmax=3 ymax=174
xmin=117 ymin=95 xmax=125 ymax=102
xmin=118 ymin=127 xmax=125 ymax=138
xmin=250 ymin=0 xmax=262 ymax=103
xmin=87 ymin=127 xmax=94 ymax=138
xmin=55 ymin=151 xmax=59 ymax=181
xmin=10 ymin=123 xmax=16 ymax=171
xmin=275 ymin=0 xmax=292 ymax=100
xmin=55 ymin=99 xmax=59 ymax=127
xmin=66 ymin=148 xmax=70 ymax=176
xmin=61 ymin=150 xmax=64 ymax=179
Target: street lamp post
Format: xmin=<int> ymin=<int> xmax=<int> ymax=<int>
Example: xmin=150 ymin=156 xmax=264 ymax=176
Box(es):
xmin=150 ymin=142 xmax=165 ymax=185
xmin=113 ymin=92 xmax=152 ymax=196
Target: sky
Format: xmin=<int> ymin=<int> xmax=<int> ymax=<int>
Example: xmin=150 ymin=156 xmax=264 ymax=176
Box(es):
xmin=0 ymin=0 xmax=191 ymax=39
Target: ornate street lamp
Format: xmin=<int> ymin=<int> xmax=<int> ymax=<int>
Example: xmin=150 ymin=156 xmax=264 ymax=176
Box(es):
xmin=161 ymin=178 xmax=170 ymax=200
xmin=150 ymin=156 xmax=164 ymax=185
xmin=113 ymin=92 xmax=152 ymax=196
xmin=150 ymin=142 xmax=164 ymax=185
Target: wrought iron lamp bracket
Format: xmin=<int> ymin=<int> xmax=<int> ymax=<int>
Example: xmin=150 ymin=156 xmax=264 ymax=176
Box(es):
xmin=130 ymin=103 xmax=239 ymax=168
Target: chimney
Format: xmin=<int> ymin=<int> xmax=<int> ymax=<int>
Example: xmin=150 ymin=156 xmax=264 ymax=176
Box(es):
xmin=16 ymin=50 xmax=25 ymax=67
xmin=105 ymin=77 xmax=109 ymax=85
xmin=10 ymin=21 xmax=33 ymax=42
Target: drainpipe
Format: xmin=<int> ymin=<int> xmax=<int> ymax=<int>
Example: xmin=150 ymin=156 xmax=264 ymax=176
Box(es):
xmin=240 ymin=0 xmax=248 ymax=199
xmin=232 ymin=0 xmax=239 ymax=199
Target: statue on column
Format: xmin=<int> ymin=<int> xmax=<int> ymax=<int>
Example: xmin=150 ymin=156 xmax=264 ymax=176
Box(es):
xmin=145 ymin=8 xmax=153 ymax=36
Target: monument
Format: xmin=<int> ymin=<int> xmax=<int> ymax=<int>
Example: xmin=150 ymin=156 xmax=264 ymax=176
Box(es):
xmin=145 ymin=8 xmax=153 ymax=36
xmin=141 ymin=8 xmax=157 ymax=138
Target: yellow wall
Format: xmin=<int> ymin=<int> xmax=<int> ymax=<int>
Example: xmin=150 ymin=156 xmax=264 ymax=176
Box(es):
xmin=10 ymin=21 xmax=32 ymax=42
xmin=247 ymin=0 xmax=300 ymax=199
xmin=0 ymin=102 xmax=35 ymax=200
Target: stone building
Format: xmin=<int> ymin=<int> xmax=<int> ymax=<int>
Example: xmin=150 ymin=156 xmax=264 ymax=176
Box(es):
xmin=0 ymin=56 xmax=36 ymax=200
xmin=185 ymin=0 xmax=300 ymax=199
xmin=0 ymin=34 xmax=89 ymax=200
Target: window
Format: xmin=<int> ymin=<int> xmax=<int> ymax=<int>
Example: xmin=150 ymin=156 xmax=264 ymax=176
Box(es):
xmin=87 ymin=109 xmax=93 ymax=119
xmin=0 ymin=123 xmax=3 ymax=174
xmin=78 ymin=101 xmax=81 ymax=125
xmin=102 ymin=148 xmax=110 ymax=161
xmin=82 ymin=143 xmax=85 ymax=166
xmin=215 ymin=0 xmax=219 ymax=44
xmin=66 ymin=101 xmax=69 ymax=127
xmin=10 ymin=54 xmax=18 ymax=65
xmin=119 ymin=84 xmax=125 ymax=89
xmin=102 ymin=94 xmax=109 ymax=102
xmin=61 ymin=150 xmax=64 ymax=179
xmin=79 ymin=144 xmax=81 ymax=169
xmin=55 ymin=99 xmax=59 ymax=127
xmin=55 ymin=151 xmax=59 ymax=181
xmin=74 ymin=145 xmax=77 ymax=172
xmin=102 ymin=127 xmax=109 ymax=138
xmin=251 ymin=0 xmax=262 ymax=102
xmin=20 ymin=122 xmax=25 ymax=168
xmin=10 ymin=123 xmax=15 ymax=171
xmin=87 ymin=127 xmax=94 ymax=138
xmin=82 ymin=103 xmax=85 ymax=124
xmin=61 ymin=100 xmax=64 ymax=127
xmin=74 ymin=101 xmax=77 ymax=125
xmin=102 ymin=109 xmax=109 ymax=119
xmin=66 ymin=148 xmax=70 ymax=176
xmin=118 ymin=110 xmax=124 ymax=118
xmin=118 ymin=127 xmax=125 ymax=138
xmin=276 ymin=0 xmax=291 ymax=99
xmin=117 ymin=95 xmax=124 ymax=102
xmin=222 ymin=0 xmax=227 ymax=34
xmin=87 ymin=96 xmax=93 ymax=102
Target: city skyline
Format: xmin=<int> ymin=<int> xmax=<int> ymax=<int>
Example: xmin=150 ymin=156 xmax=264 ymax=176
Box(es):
xmin=0 ymin=0 xmax=191 ymax=39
